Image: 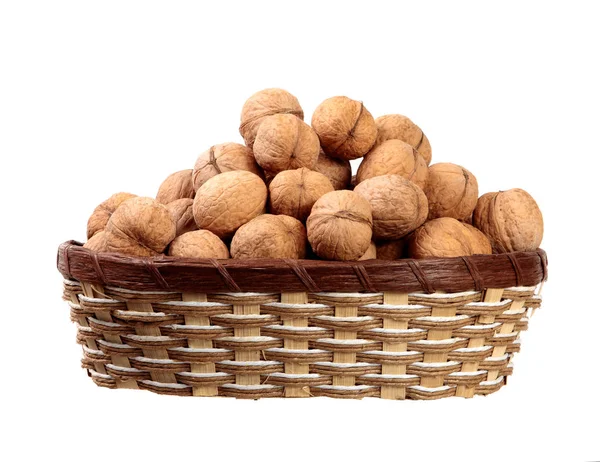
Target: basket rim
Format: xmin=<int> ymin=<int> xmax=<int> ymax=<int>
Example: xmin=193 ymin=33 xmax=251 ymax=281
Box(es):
xmin=57 ymin=240 xmax=547 ymax=294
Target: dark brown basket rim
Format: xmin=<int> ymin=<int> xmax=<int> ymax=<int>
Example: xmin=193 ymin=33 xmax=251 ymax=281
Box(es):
xmin=57 ymin=240 xmax=547 ymax=294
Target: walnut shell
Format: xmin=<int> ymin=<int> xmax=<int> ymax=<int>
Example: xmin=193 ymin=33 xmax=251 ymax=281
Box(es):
xmin=86 ymin=192 xmax=137 ymax=239
xmin=463 ymin=223 xmax=492 ymax=255
xmin=359 ymin=242 xmax=377 ymax=260
xmin=192 ymin=143 xmax=262 ymax=191
xmin=276 ymin=214 xmax=308 ymax=259
xmin=375 ymin=114 xmax=432 ymax=165
xmin=354 ymin=174 xmax=428 ymax=240
xmin=311 ymin=96 xmax=377 ymax=160
xmin=376 ymin=239 xmax=405 ymax=260
xmin=156 ymin=170 xmax=195 ymax=204
xmin=193 ymin=171 xmax=267 ymax=239
xmin=230 ymin=214 xmax=300 ymax=259
xmin=168 ymin=230 xmax=229 ymax=259
xmin=269 ymin=168 xmax=334 ymax=222
xmin=83 ymin=230 xmax=107 ymax=252
xmin=166 ymin=198 xmax=197 ymax=237
xmin=356 ymin=139 xmax=428 ymax=189
xmin=239 ymin=88 xmax=304 ymax=148
xmin=104 ymin=197 xmax=176 ymax=257
xmin=408 ymin=217 xmax=475 ymax=259
xmin=473 ymin=189 xmax=543 ymax=253
xmin=425 ymin=163 xmax=478 ymax=221
xmin=253 ymin=114 xmax=319 ymax=174
xmin=307 ymin=190 xmax=373 ymax=261
xmin=312 ymin=149 xmax=352 ymax=190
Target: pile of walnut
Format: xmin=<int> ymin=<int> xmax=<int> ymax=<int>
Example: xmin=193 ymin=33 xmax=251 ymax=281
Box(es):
xmin=84 ymin=88 xmax=544 ymax=261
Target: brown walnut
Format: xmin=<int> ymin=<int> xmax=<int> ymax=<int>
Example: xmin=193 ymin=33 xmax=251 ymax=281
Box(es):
xmin=168 ymin=230 xmax=229 ymax=259
xmin=425 ymin=163 xmax=478 ymax=221
xmin=312 ymin=149 xmax=352 ymax=190
xmin=156 ymin=170 xmax=195 ymax=204
xmin=375 ymin=114 xmax=432 ymax=165
xmin=166 ymin=198 xmax=197 ymax=237
xmin=359 ymin=242 xmax=377 ymax=260
xmin=86 ymin=192 xmax=137 ymax=239
xmin=408 ymin=217 xmax=486 ymax=259
xmin=230 ymin=214 xmax=302 ymax=259
xmin=376 ymin=239 xmax=405 ymax=260
xmin=83 ymin=231 xmax=107 ymax=252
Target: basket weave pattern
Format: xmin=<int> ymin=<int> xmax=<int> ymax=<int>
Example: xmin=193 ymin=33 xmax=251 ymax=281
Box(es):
xmin=61 ymin=247 xmax=545 ymax=399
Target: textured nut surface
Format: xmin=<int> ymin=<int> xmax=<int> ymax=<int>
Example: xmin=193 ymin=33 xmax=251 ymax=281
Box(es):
xmin=87 ymin=192 xmax=137 ymax=239
xmin=312 ymin=149 xmax=352 ymax=190
xmin=359 ymin=242 xmax=377 ymax=260
xmin=425 ymin=163 xmax=478 ymax=221
xmin=156 ymin=170 xmax=195 ymax=204
xmin=473 ymin=189 xmax=543 ymax=253
xmin=408 ymin=217 xmax=475 ymax=259
xmin=104 ymin=197 xmax=176 ymax=257
xmin=83 ymin=231 xmax=107 ymax=252
xmin=269 ymin=168 xmax=334 ymax=222
xmin=356 ymin=139 xmax=428 ymax=189
xmin=307 ymin=190 xmax=373 ymax=261
xmin=375 ymin=114 xmax=432 ymax=165
xmin=354 ymin=174 xmax=428 ymax=240
xmin=192 ymin=143 xmax=262 ymax=191
xmin=253 ymin=114 xmax=319 ymax=173
xmin=230 ymin=214 xmax=299 ymax=259
xmin=276 ymin=214 xmax=308 ymax=258
xmin=193 ymin=171 xmax=267 ymax=239
xmin=168 ymin=230 xmax=229 ymax=259
xmin=463 ymin=223 xmax=492 ymax=255
xmin=376 ymin=239 xmax=405 ymax=260
xmin=311 ymin=96 xmax=377 ymax=160
xmin=239 ymin=88 xmax=303 ymax=148
xmin=166 ymin=198 xmax=197 ymax=237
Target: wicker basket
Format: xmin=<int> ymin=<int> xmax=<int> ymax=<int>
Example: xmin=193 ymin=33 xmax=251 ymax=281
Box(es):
xmin=57 ymin=241 xmax=547 ymax=400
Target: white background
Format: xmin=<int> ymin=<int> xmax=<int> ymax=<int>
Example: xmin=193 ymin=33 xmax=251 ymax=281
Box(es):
xmin=1 ymin=1 xmax=599 ymax=461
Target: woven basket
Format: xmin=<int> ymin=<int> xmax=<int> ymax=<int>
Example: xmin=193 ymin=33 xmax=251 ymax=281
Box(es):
xmin=57 ymin=241 xmax=547 ymax=400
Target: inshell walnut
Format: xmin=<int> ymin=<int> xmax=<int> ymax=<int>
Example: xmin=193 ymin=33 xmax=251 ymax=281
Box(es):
xmin=473 ymin=188 xmax=543 ymax=253
xmin=86 ymin=192 xmax=137 ymax=239
xmin=354 ymin=174 xmax=428 ymax=240
xmin=376 ymin=239 xmax=405 ymax=260
xmin=193 ymin=171 xmax=267 ymax=239
xmin=269 ymin=168 xmax=334 ymax=222
xmin=231 ymin=214 xmax=305 ymax=259
xmin=156 ymin=169 xmax=195 ymax=204
xmin=83 ymin=230 xmax=107 ymax=252
xmin=356 ymin=139 xmax=428 ymax=189
xmin=276 ymin=214 xmax=308 ymax=258
xmin=311 ymin=96 xmax=378 ymax=160
xmin=359 ymin=242 xmax=377 ymax=260
xmin=408 ymin=217 xmax=476 ymax=259
xmin=192 ymin=143 xmax=262 ymax=191
xmin=168 ymin=230 xmax=229 ymax=259
xmin=166 ymin=198 xmax=197 ymax=237
xmin=307 ymin=190 xmax=373 ymax=261
xmin=463 ymin=223 xmax=493 ymax=255
xmin=104 ymin=197 xmax=176 ymax=257
xmin=253 ymin=114 xmax=320 ymax=174
xmin=312 ymin=149 xmax=352 ymax=190
xmin=239 ymin=88 xmax=304 ymax=149
xmin=375 ymin=114 xmax=432 ymax=165
xmin=425 ymin=163 xmax=479 ymax=221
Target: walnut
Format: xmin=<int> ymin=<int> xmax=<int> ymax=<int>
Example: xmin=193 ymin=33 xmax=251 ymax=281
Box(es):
xmin=307 ymin=190 xmax=373 ymax=261
xmin=193 ymin=171 xmax=267 ymax=239
xmin=253 ymin=114 xmax=319 ymax=174
xmin=276 ymin=214 xmax=308 ymax=258
xmin=375 ymin=114 xmax=432 ymax=165
xmin=425 ymin=163 xmax=478 ymax=221
xmin=463 ymin=223 xmax=492 ymax=255
xmin=312 ymin=149 xmax=352 ymax=190
xmin=192 ymin=143 xmax=262 ymax=191
xmin=83 ymin=231 xmax=107 ymax=252
xmin=104 ymin=197 xmax=176 ymax=257
xmin=354 ymin=174 xmax=428 ymax=240
xmin=168 ymin=230 xmax=229 ymax=259
xmin=473 ymin=188 xmax=543 ymax=253
xmin=239 ymin=88 xmax=304 ymax=148
xmin=230 ymin=214 xmax=302 ymax=259
xmin=166 ymin=198 xmax=197 ymax=237
xmin=356 ymin=139 xmax=428 ymax=189
xmin=86 ymin=192 xmax=137 ymax=239
xmin=311 ymin=96 xmax=377 ymax=160
xmin=376 ymin=239 xmax=405 ymax=260
xmin=156 ymin=170 xmax=195 ymax=204
xmin=359 ymin=242 xmax=377 ymax=260
xmin=408 ymin=217 xmax=485 ymax=258
xmin=269 ymin=168 xmax=334 ymax=221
